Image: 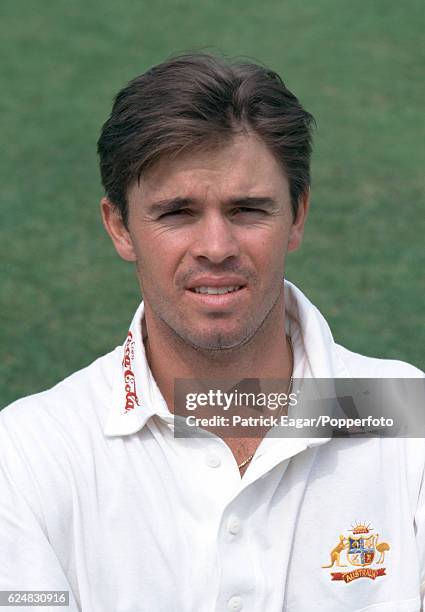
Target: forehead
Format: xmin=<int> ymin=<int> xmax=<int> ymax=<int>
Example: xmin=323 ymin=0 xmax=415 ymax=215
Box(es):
xmin=130 ymin=133 xmax=290 ymax=204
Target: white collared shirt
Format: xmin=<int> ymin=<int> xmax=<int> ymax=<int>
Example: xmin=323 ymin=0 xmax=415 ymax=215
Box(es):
xmin=1 ymin=281 xmax=424 ymax=612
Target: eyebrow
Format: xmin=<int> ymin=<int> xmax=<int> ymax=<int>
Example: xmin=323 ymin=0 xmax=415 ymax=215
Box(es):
xmin=147 ymin=196 xmax=278 ymax=216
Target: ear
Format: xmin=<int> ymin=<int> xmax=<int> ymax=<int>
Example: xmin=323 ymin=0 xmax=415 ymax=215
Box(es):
xmin=100 ymin=197 xmax=137 ymax=262
xmin=288 ymin=189 xmax=310 ymax=253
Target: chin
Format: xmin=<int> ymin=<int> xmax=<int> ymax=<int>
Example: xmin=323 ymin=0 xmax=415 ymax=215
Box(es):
xmin=180 ymin=326 xmax=255 ymax=352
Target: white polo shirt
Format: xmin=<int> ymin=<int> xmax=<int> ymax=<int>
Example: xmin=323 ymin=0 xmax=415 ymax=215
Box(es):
xmin=1 ymin=281 xmax=424 ymax=612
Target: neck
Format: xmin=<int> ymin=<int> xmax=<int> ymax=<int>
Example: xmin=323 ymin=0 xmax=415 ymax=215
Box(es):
xmin=143 ymin=290 xmax=293 ymax=411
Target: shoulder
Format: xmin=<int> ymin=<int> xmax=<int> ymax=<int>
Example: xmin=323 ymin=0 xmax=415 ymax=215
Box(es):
xmin=0 ymin=347 xmax=122 ymax=533
xmin=334 ymin=343 xmax=424 ymax=378
xmin=0 ymin=347 xmax=121 ymax=445
xmin=332 ymin=345 xmax=425 ymax=506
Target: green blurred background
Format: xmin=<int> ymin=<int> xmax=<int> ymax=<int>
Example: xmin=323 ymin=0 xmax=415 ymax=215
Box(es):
xmin=1 ymin=0 xmax=424 ymax=407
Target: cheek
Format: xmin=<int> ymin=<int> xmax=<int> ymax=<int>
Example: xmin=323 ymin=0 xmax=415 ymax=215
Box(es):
xmin=241 ymin=228 xmax=288 ymax=268
xmin=134 ymin=230 xmax=189 ymax=283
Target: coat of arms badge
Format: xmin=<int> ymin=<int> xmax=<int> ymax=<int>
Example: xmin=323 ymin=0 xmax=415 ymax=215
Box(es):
xmin=322 ymin=522 xmax=390 ymax=583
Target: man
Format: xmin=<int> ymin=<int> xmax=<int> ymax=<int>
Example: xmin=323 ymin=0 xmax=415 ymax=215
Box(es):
xmin=0 ymin=53 xmax=424 ymax=611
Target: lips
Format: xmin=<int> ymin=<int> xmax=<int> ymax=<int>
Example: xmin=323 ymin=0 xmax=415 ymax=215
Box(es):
xmin=185 ymin=283 xmax=247 ymax=311
xmin=186 ymin=276 xmax=247 ymax=292
xmin=184 ymin=276 xmax=248 ymax=309
xmin=192 ymin=285 xmax=242 ymax=295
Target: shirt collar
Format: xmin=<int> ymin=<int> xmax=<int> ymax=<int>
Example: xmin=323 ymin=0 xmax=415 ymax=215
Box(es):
xmin=104 ymin=280 xmax=349 ymax=437
xmin=284 ymin=280 xmax=349 ymax=379
xmin=103 ymin=301 xmax=171 ymax=436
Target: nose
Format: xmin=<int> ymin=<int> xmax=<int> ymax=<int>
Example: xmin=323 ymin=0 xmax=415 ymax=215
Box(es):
xmin=189 ymin=211 xmax=240 ymax=264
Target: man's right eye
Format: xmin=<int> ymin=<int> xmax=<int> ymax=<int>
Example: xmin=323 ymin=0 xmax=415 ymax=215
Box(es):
xmin=159 ymin=209 xmax=190 ymax=219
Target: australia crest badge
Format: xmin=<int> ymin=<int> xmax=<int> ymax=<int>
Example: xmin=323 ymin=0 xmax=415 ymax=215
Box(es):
xmin=322 ymin=522 xmax=390 ymax=583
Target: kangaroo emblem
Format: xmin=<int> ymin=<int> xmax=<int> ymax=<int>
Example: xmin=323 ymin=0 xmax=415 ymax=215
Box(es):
xmin=322 ymin=535 xmax=348 ymax=568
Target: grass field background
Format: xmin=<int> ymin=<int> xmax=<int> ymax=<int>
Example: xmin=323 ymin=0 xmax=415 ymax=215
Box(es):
xmin=1 ymin=0 xmax=424 ymax=407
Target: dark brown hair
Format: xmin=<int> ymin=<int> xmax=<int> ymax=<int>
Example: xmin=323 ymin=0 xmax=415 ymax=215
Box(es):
xmin=97 ymin=53 xmax=315 ymax=226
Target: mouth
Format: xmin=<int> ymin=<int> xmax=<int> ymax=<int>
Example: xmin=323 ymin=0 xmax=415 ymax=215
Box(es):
xmin=185 ymin=283 xmax=247 ymax=309
xmin=190 ymin=285 xmax=242 ymax=295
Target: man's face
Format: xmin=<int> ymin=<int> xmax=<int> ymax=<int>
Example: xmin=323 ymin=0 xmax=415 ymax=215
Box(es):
xmin=103 ymin=133 xmax=308 ymax=351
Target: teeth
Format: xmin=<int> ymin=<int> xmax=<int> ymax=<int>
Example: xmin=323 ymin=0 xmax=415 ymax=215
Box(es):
xmin=193 ymin=286 xmax=241 ymax=295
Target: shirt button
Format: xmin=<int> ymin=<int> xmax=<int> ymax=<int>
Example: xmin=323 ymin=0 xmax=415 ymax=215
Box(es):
xmin=227 ymin=516 xmax=241 ymax=535
xmin=228 ymin=595 xmax=243 ymax=611
xmin=205 ymin=453 xmax=221 ymax=468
